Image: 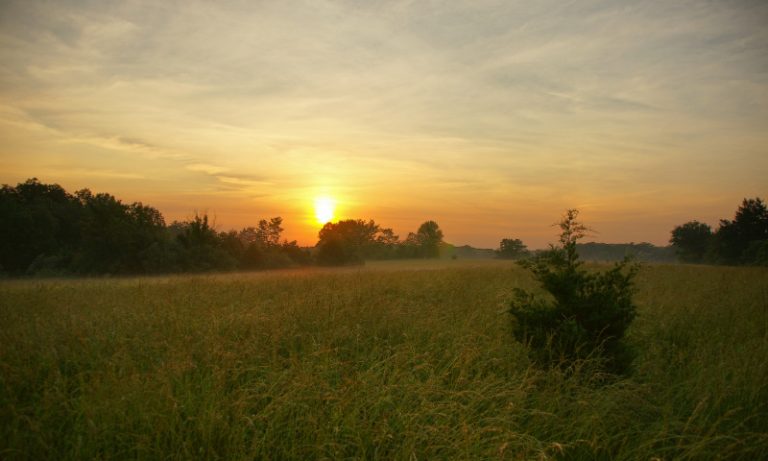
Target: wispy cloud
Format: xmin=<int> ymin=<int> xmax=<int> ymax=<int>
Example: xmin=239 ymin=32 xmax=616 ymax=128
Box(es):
xmin=185 ymin=163 xmax=228 ymax=175
xmin=43 ymin=167 xmax=146 ymax=181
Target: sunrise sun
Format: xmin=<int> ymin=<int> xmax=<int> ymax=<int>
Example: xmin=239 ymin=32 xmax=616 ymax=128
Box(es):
xmin=314 ymin=197 xmax=336 ymax=225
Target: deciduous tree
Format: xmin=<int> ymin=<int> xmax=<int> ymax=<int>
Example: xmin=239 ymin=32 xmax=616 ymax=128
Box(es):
xmin=670 ymin=220 xmax=712 ymax=263
xmin=496 ymin=238 xmax=529 ymax=259
xmin=415 ymin=220 xmax=444 ymax=258
xmin=713 ymin=198 xmax=768 ymax=264
xmin=315 ymin=219 xmax=380 ymax=265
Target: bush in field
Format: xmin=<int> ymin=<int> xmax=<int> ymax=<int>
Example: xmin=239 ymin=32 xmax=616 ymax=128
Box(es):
xmin=509 ymin=209 xmax=638 ymax=375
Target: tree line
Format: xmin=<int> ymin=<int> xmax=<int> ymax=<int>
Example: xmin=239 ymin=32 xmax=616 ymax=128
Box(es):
xmin=495 ymin=238 xmax=675 ymax=263
xmin=497 ymin=198 xmax=768 ymax=266
xmin=670 ymin=197 xmax=768 ymax=266
xmin=0 ymin=179 xmax=448 ymax=276
xmin=4 ymin=179 xmax=762 ymax=276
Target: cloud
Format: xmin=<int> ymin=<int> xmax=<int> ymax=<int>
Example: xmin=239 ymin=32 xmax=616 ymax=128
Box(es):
xmin=186 ymin=163 xmax=228 ymax=175
xmin=44 ymin=167 xmax=146 ymax=180
xmin=215 ymin=175 xmax=272 ymax=188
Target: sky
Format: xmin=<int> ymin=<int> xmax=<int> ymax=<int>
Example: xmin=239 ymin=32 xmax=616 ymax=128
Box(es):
xmin=1 ymin=0 xmax=766 ymax=249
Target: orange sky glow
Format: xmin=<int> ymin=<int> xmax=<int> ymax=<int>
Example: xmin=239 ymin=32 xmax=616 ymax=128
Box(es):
xmin=1 ymin=0 xmax=766 ymax=249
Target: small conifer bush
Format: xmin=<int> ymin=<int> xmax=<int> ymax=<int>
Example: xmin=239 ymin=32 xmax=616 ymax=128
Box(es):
xmin=509 ymin=210 xmax=638 ymax=375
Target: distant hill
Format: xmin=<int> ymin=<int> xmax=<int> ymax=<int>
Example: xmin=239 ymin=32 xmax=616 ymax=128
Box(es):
xmin=442 ymin=244 xmax=497 ymax=259
xmin=575 ymin=242 xmax=676 ymax=263
xmin=444 ymin=242 xmax=676 ymax=263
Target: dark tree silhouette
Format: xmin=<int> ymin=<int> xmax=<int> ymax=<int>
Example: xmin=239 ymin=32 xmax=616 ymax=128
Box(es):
xmin=670 ymin=221 xmax=713 ymax=263
xmin=74 ymin=189 xmax=167 ymax=273
xmin=669 ymin=197 xmax=768 ymax=266
xmin=372 ymin=227 xmax=400 ymax=259
xmin=173 ymin=214 xmax=236 ymax=272
xmin=234 ymin=217 xmax=300 ymax=269
xmin=0 ymin=178 xmax=314 ymax=276
xmin=712 ymin=198 xmax=768 ymax=265
xmin=415 ymin=220 xmax=444 ymax=258
xmin=496 ymin=238 xmax=529 ymax=259
xmin=0 ymin=179 xmax=82 ymax=274
xmin=1 ymin=178 xmax=460 ymax=274
xmin=315 ymin=219 xmax=380 ymax=265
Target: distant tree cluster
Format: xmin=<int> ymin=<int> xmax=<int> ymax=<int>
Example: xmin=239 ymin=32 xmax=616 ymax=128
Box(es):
xmin=0 ymin=179 xmax=310 ymax=275
xmin=315 ymin=219 xmax=446 ymax=265
xmin=0 ymin=179 xmax=448 ymax=276
xmin=575 ymin=242 xmax=675 ymax=263
xmin=494 ymin=238 xmax=673 ymax=263
xmin=670 ymin=197 xmax=768 ymax=266
xmin=496 ymin=238 xmax=529 ymax=259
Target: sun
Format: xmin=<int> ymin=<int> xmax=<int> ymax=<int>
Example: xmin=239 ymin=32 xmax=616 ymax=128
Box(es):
xmin=314 ymin=196 xmax=336 ymax=225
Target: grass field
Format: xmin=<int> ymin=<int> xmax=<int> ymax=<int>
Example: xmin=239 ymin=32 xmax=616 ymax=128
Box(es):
xmin=1 ymin=260 xmax=767 ymax=460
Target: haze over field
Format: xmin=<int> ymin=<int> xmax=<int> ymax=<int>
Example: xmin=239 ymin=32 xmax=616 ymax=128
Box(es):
xmin=1 ymin=0 xmax=766 ymax=248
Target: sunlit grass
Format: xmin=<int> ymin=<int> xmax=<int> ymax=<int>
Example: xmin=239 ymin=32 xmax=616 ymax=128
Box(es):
xmin=1 ymin=261 xmax=766 ymax=460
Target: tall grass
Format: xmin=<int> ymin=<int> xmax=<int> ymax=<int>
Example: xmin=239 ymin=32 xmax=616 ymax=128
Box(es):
xmin=1 ymin=262 xmax=766 ymax=460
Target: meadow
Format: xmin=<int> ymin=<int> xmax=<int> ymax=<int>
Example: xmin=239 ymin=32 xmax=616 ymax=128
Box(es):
xmin=1 ymin=261 xmax=767 ymax=460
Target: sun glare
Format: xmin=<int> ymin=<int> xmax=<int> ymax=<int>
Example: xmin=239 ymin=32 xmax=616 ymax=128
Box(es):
xmin=314 ymin=197 xmax=336 ymax=225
